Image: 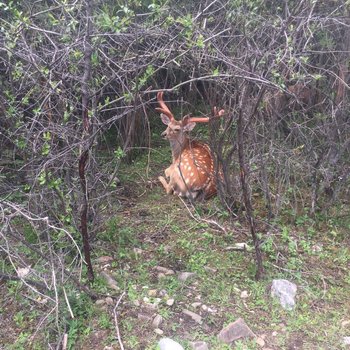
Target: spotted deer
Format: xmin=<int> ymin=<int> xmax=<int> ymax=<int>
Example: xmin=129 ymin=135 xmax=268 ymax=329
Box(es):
xmin=156 ymin=91 xmax=225 ymax=200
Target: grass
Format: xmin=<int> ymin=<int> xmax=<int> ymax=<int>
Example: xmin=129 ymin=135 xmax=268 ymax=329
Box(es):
xmin=1 ymin=145 xmax=350 ymax=350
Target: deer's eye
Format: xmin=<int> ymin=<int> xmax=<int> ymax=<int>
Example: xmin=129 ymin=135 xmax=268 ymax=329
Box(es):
xmin=173 ymin=126 xmax=181 ymax=132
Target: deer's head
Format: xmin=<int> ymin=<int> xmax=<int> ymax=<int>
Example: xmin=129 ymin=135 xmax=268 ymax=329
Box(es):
xmin=156 ymin=92 xmax=224 ymax=144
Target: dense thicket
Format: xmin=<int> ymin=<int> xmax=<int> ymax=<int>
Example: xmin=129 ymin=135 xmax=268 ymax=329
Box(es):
xmin=0 ymin=0 xmax=349 ymax=346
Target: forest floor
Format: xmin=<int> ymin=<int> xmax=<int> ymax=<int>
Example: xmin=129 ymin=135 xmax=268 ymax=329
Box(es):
xmin=1 ymin=145 xmax=350 ymax=350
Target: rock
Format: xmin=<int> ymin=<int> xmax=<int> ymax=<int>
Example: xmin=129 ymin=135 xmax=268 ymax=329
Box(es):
xmin=272 ymin=331 xmax=278 ymax=337
xmin=201 ymin=304 xmax=216 ymax=313
xmin=133 ymin=248 xmax=144 ymax=255
xmin=96 ymin=256 xmax=114 ymax=264
xmin=217 ymin=318 xmax=255 ymax=344
xmin=166 ymin=298 xmax=175 ymax=306
xmin=182 ymin=309 xmax=202 ymax=324
xmin=343 ymin=337 xmax=350 ymax=345
xmin=155 ymin=266 xmax=175 ymax=275
xmin=152 ymin=314 xmax=163 ymax=328
xmin=138 ymin=313 xmax=153 ymax=323
xmin=158 ymin=338 xmax=184 ymax=350
xmin=342 ymin=320 xmax=350 ymax=328
xmin=224 ymin=243 xmax=251 ymax=251
xmin=154 ymin=298 xmax=162 ymax=305
xmin=271 ymin=279 xmax=297 ymax=310
xmin=155 ymin=328 xmax=164 ymax=335
xmin=191 ymin=302 xmax=202 ymax=308
xmin=240 ymin=290 xmax=249 ymax=298
xmin=105 ymin=297 xmax=114 ymax=305
xmin=204 ymin=266 xmax=217 ymax=274
xmin=159 ymin=289 xmax=168 ymax=297
xmin=100 ymin=271 xmax=119 ymax=291
xmin=95 ymin=299 xmax=105 ymax=306
xmin=256 ymin=337 xmax=265 ymax=347
xmin=148 ymin=289 xmax=158 ymax=297
xmin=190 ymin=341 xmax=209 ymax=350
xmin=311 ymin=244 xmax=322 ymax=253
xmin=144 ymin=301 xmax=158 ymax=310
xmin=178 ymin=272 xmax=196 ymax=282
xmin=17 ymin=266 xmax=31 ymax=278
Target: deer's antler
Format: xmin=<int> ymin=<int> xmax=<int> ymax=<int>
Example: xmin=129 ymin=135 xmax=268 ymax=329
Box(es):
xmin=184 ymin=107 xmax=225 ymax=124
xmin=155 ymin=92 xmax=175 ymax=121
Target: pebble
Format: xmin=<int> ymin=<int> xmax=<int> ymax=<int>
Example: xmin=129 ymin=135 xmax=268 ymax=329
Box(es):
xmin=240 ymin=290 xmax=249 ymax=298
xmin=166 ymin=298 xmax=175 ymax=306
xmin=256 ymin=337 xmax=265 ymax=347
xmin=152 ymin=314 xmax=163 ymax=329
xmin=105 ymin=297 xmax=114 ymax=305
xmin=158 ymin=338 xmax=184 ymax=350
xmin=178 ymin=272 xmax=196 ymax=282
xmin=154 ymin=328 xmax=164 ymax=335
xmin=191 ymin=302 xmax=202 ymax=308
xmin=148 ymin=289 xmax=158 ymax=297
xmin=182 ymin=309 xmax=202 ymax=324
xmin=343 ymin=337 xmax=350 ymax=345
xmin=155 ymin=266 xmax=175 ymax=275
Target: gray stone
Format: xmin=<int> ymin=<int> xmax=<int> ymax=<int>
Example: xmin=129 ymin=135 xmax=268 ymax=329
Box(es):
xmin=217 ymin=318 xmax=255 ymax=344
xmin=155 ymin=266 xmax=175 ymax=275
xmin=100 ymin=271 xmax=119 ymax=291
xmin=190 ymin=341 xmax=209 ymax=350
xmin=204 ymin=266 xmax=217 ymax=274
xmin=178 ymin=272 xmax=196 ymax=282
xmin=152 ymin=314 xmax=163 ymax=328
xmin=343 ymin=337 xmax=350 ymax=345
xmin=137 ymin=313 xmax=153 ymax=323
xmin=148 ymin=289 xmax=158 ymax=297
xmin=158 ymin=338 xmax=184 ymax=350
xmin=182 ymin=309 xmax=202 ymax=324
xmin=159 ymin=289 xmax=168 ymax=297
xmin=96 ymin=256 xmax=114 ymax=264
xmin=240 ymin=290 xmax=249 ymax=299
xmin=133 ymin=247 xmax=144 ymax=255
xmin=155 ymin=328 xmax=164 ymax=335
xmin=105 ymin=297 xmax=114 ymax=305
xmin=95 ymin=299 xmax=105 ymax=306
xmin=166 ymin=298 xmax=175 ymax=306
xmin=271 ymin=279 xmax=297 ymax=310
xmin=191 ymin=302 xmax=201 ymax=308
xmin=256 ymin=337 xmax=265 ymax=347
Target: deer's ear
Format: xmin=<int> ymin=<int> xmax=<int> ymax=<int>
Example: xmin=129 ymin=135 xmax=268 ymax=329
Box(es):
xmin=183 ymin=121 xmax=196 ymax=132
xmin=160 ymin=113 xmax=171 ymax=125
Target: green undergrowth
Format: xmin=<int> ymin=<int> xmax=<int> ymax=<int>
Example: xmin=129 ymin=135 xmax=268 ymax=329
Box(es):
xmin=2 ymin=148 xmax=350 ymax=350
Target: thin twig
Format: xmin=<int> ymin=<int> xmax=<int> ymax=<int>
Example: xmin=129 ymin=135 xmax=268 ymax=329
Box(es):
xmin=113 ymin=292 xmax=126 ymax=350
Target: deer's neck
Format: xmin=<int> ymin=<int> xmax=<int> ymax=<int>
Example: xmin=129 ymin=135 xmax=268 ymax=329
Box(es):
xmin=169 ymin=137 xmax=190 ymax=161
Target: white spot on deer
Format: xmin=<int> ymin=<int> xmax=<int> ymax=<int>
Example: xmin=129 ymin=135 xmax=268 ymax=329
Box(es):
xmin=190 ymin=172 xmax=194 ymax=177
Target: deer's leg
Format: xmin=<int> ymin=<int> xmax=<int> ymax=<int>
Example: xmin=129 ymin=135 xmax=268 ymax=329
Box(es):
xmin=164 ymin=165 xmax=173 ymax=178
xmin=158 ymin=176 xmax=174 ymax=195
